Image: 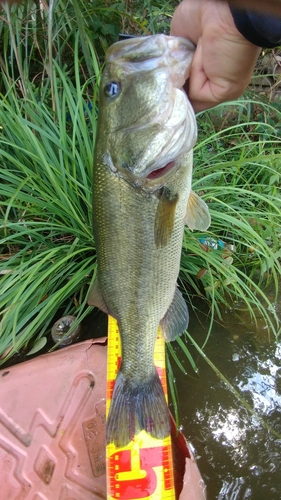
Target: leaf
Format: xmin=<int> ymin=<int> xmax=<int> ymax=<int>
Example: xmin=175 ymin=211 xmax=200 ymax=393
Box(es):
xmin=27 ymin=337 xmax=47 ymax=356
xmin=223 ymin=277 xmax=238 ymax=287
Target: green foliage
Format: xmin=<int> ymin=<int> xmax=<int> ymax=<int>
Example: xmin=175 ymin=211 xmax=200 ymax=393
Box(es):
xmin=0 ymin=0 xmax=175 ymax=101
xmin=180 ymin=100 xmax=281 ymax=345
xmin=0 ymin=1 xmax=101 ymax=361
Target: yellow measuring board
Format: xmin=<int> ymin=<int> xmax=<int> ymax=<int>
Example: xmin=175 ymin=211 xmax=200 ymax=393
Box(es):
xmin=106 ymin=315 xmax=176 ymax=500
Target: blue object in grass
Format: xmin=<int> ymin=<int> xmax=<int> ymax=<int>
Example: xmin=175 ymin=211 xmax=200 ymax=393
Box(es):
xmin=198 ymin=237 xmax=225 ymax=250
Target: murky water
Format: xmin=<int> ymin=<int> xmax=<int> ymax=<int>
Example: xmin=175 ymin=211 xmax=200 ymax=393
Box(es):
xmin=172 ymin=298 xmax=281 ymax=499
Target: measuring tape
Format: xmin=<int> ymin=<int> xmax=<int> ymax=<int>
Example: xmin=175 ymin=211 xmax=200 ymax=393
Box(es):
xmin=106 ymin=316 xmax=176 ymax=500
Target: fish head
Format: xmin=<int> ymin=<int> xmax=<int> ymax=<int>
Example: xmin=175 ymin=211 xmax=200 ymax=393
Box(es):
xmin=97 ymin=35 xmax=197 ymax=188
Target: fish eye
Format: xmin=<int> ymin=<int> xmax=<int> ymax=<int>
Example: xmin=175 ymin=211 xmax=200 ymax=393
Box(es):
xmin=104 ymin=81 xmax=121 ymax=98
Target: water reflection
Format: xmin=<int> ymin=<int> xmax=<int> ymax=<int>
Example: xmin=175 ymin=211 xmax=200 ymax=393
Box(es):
xmin=238 ymin=357 xmax=281 ymax=416
xmin=173 ymin=299 xmax=281 ymax=499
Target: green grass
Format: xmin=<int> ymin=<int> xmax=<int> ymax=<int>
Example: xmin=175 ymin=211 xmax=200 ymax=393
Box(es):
xmin=0 ymin=32 xmax=100 ymax=360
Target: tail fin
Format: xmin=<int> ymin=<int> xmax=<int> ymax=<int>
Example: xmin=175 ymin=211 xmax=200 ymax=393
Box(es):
xmin=106 ymin=370 xmax=171 ymax=447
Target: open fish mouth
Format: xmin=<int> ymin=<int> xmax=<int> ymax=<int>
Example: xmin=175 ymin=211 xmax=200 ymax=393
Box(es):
xmin=146 ymin=161 xmax=176 ymax=180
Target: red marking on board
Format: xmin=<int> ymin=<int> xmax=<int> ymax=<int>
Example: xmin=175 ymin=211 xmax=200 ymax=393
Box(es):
xmin=156 ymin=366 xmax=167 ymax=394
xmin=108 ymin=446 xmax=172 ymax=499
xmin=107 ymin=380 xmax=115 ymax=399
xmin=114 ymin=356 xmax=122 ymax=371
xmin=156 ymin=366 xmax=164 ymax=378
xmin=117 ymin=356 xmax=121 ymax=370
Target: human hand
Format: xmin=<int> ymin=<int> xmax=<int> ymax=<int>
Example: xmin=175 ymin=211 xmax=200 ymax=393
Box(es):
xmin=170 ymin=0 xmax=261 ymax=112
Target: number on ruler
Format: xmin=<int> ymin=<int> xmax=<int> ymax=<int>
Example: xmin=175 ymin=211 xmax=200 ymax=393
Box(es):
xmin=108 ymin=445 xmax=172 ymax=499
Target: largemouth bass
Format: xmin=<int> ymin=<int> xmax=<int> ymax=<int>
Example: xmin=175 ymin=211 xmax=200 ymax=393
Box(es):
xmin=88 ymin=34 xmax=211 ymax=447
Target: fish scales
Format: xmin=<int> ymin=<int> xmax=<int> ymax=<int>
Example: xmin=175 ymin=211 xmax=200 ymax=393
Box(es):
xmin=88 ymin=34 xmax=211 ymax=447
xmin=93 ymin=153 xmax=192 ymax=365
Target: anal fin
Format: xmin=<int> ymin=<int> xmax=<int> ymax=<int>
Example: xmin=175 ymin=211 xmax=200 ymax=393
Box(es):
xmin=160 ymin=287 xmax=189 ymax=342
xmin=87 ymin=274 xmax=109 ymax=314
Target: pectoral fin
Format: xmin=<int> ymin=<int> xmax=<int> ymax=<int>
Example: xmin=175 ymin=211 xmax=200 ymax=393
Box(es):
xmin=155 ymin=187 xmax=179 ymax=248
xmin=160 ymin=287 xmax=189 ymax=342
xmin=87 ymin=274 xmax=109 ymax=314
xmin=184 ymin=190 xmax=211 ymax=231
